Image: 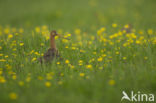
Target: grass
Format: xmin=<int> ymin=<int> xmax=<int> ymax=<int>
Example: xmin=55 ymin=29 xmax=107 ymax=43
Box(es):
xmin=0 ymin=0 xmax=156 ymax=103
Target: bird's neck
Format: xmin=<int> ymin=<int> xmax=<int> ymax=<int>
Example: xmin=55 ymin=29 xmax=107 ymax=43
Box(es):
xmin=50 ymin=36 xmax=56 ymax=50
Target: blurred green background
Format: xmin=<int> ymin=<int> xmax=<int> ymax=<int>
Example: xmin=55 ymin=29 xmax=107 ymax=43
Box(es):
xmin=0 ymin=0 xmax=156 ymax=29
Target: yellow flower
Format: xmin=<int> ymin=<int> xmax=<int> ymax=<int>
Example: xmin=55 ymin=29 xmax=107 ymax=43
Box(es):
xmin=31 ymin=57 xmax=37 ymax=62
xmin=112 ymin=23 xmax=117 ymax=28
xmin=58 ymin=81 xmax=63 ymax=85
xmin=0 ymin=70 xmax=2 ymax=75
xmin=26 ymin=77 xmax=31 ymax=82
xmin=86 ymin=64 xmax=92 ymax=69
xmin=5 ymin=55 xmax=8 ymax=58
xmin=46 ymin=73 xmax=53 ymax=80
xmin=97 ymin=57 xmax=103 ymax=62
xmin=4 ymin=28 xmax=10 ymax=34
xmin=60 ymin=73 xmax=64 ymax=76
xmin=109 ymin=79 xmax=115 ymax=86
xmin=65 ymin=60 xmax=70 ymax=64
xmin=45 ymin=81 xmax=51 ymax=87
xmin=62 ymin=39 xmax=68 ymax=43
xmin=80 ymin=50 xmax=85 ymax=53
xmin=138 ymin=30 xmax=144 ymax=35
xmin=130 ymin=33 xmax=137 ymax=39
xmin=19 ymin=43 xmax=24 ymax=46
xmin=123 ymin=57 xmax=127 ymax=60
xmin=8 ymin=71 xmax=14 ymax=75
xmin=57 ymin=62 xmax=60 ymax=65
xmin=35 ymin=27 xmax=40 ymax=33
xmin=108 ymin=41 xmax=113 ymax=45
xmin=8 ymin=34 xmax=13 ymax=39
xmin=75 ymin=29 xmax=81 ymax=35
xmin=71 ymin=46 xmax=76 ymax=50
xmin=93 ymin=52 xmax=96 ymax=54
xmin=65 ymin=46 xmax=69 ymax=48
xmin=41 ymin=53 xmax=44 ymax=56
xmin=34 ymin=52 xmax=40 ymax=56
xmin=9 ymin=92 xmax=18 ymax=100
xmin=148 ymin=29 xmax=153 ymax=35
xmin=19 ymin=28 xmax=24 ymax=33
xmin=88 ymin=41 xmax=92 ymax=45
xmin=101 ymin=27 xmax=106 ymax=32
xmin=0 ymin=47 xmax=2 ymax=50
xmin=69 ymin=64 xmax=75 ymax=69
xmin=30 ymin=50 xmax=34 ymax=54
xmin=58 ymin=29 xmax=63 ymax=34
xmin=12 ymin=75 xmax=16 ymax=80
xmin=79 ymin=60 xmax=83 ymax=65
xmin=0 ymin=59 xmax=6 ymax=62
xmin=136 ymin=40 xmax=141 ymax=44
xmin=38 ymin=76 xmax=43 ymax=80
xmin=18 ymin=81 xmax=24 ymax=86
xmin=123 ymin=43 xmax=128 ymax=47
xmin=15 ymin=33 xmax=19 ymax=35
xmin=124 ymin=24 xmax=129 ymax=28
xmin=40 ymin=43 xmax=44 ymax=46
xmin=42 ymin=25 xmax=47 ymax=30
xmin=5 ymin=64 xmax=12 ymax=69
xmin=79 ymin=73 xmax=85 ymax=77
xmin=98 ymin=66 xmax=103 ymax=70
xmin=0 ymin=76 xmax=6 ymax=83
xmin=116 ymin=51 xmax=119 ymax=55
xmin=102 ymin=54 xmax=107 ymax=57
xmin=67 ymin=33 xmax=71 ymax=37
xmin=144 ymin=56 xmax=148 ymax=60
xmin=46 ymin=36 xmax=49 ymax=40
xmin=55 ymin=35 xmax=59 ymax=39
xmin=86 ymin=76 xmax=90 ymax=79
xmin=79 ymin=60 xmax=83 ymax=63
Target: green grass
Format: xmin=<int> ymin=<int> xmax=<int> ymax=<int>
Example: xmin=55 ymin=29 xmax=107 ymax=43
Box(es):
xmin=0 ymin=0 xmax=156 ymax=103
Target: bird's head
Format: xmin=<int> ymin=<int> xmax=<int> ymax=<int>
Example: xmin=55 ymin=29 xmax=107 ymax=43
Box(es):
xmin=50 ymin=30 xmax=58 ymax=37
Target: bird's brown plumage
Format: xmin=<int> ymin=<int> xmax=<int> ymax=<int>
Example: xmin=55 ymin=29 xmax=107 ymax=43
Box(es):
xmin=39 ymin=30 xmax=60 ymax=63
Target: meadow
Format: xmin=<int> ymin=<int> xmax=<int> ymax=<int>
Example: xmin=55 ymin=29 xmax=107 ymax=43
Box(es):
xmin=0 ymin=0 xmax=156 ymax=103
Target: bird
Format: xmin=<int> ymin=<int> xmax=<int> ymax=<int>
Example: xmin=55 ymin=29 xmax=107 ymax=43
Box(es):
xmin=39 ymin=30 xmax=60 ymax=64
xmin=121 ymin=24 xmax=133 ymax=33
